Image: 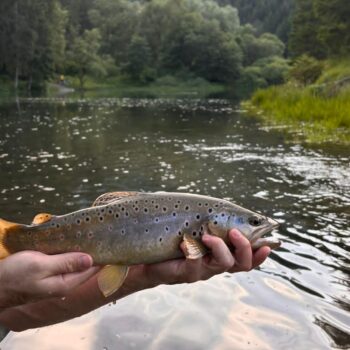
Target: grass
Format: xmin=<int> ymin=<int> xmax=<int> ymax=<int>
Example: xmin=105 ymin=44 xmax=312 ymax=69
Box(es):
xmin=246 ymin=58 xmax=350 ymax=144
xmin=47 ymin=75 xmax=226 ymax=98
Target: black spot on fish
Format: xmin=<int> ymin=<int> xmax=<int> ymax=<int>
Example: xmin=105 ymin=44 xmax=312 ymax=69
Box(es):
xmin=85 ymin=216 xmax=90 ymax=222
xmin=165 ymin=226 xmax=169 ymax=231
xmin=144 ymin=208 xmax=148 ymax=213
xmin=108 ymin=209 xmax=113 ymax=215
xmin=208 ymin=208 xmax=213 ymax=213
xmin=56 ymin=223 xmax=60 ymax=228
xmin=155 ymin=205 xmax=159 ymax=209
xmin=135 ymin=207 xmax=139 ymax=211
xmin=115 ymin=213 xmax=119 ymax=218
xmin=192 ymin=231 xmax=197 ymax=236
xmin=172 ymin=212 xmax=176 ymax=217
xmin=185 ymin=206 xmax=189 ymax=211
xmin=76 ymin=219 xmax=81 ymax=225
xmin=121 ymin=229 xmax=125 ymax=235
xmin=175 ymin=204 xmax=179 ymax=209
xmin=155 ymin=218 xmax=159 ymax=223
xmin=162 ymin=207 xmax=167 ymax=212
xmin=205 ymin=203 xmax=209 ymax=206
xmin=214 ymin=221 xmax=218 ymax=225
xmin=145 ymin=229 xmax=149 ymax=233
xmin=196 ymin=214 xmax=201 ymax=220
xmin=185 ymin=221 xmax=189 ymax=227
xmin=159 ymin=237 xmax=163 ymax=242
xmin=221 ymin=213 xmax=225 ymax=217
xmin=125 ymin=212 xmax=129 ymax=217
xmin=178 ymin=231 xmax=182 ymax=236
xmin=99 ymin=216 xmax=104 ymax=222
xmin=198 ymin=203 xmax=202 ymax=207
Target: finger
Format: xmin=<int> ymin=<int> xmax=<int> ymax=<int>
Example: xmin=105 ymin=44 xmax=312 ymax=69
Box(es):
xmin=42 ymin=253 xmax=94 ymax=277
xmin=201 ymin=234 xmax=234 ymax=271
xmin=42 ymin=266 xmax=100 ymax=297
xmin=227 ymin=229 xmax=252 ymax=272
xmin=252 ymin=246 xmax=271 ymax=269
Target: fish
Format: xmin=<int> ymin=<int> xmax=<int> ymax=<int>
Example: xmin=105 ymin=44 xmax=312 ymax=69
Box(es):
xmin=0 ymin=191 xmax=280 ymax=297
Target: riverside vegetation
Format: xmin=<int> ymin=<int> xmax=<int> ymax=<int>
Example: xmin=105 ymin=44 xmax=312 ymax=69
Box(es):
xmin=247 ymin=0 xmax=350 ymax=143
xmin=0 ymin=0 xmax=349 ymax=143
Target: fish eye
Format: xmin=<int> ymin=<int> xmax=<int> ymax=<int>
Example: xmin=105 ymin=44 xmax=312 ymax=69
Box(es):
xmin=249 ymin=216 xmax=263 ymax=227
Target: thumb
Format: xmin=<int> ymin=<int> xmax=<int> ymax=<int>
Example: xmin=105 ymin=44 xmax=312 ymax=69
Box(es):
xmin=40 ymin=253 xmax=100 ymax=297
xmin=43 ymin=253 xmax=93 ymax=277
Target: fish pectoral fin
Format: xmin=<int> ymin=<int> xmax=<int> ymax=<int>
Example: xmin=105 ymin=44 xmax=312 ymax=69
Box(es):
xmin=183 ymin=233 xmax=208 ymax=260
xmin=32 ymin=213 xmax=54 ymax=225
xmin=92 ymin=191 xmax=139 ymax=207
xmin=97 ymin=264 xmax=129 ymax=297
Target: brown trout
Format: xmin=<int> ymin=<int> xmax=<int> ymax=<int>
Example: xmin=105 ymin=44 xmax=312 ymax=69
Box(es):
xmin=0 ymin=191 xmax=280 ymax=296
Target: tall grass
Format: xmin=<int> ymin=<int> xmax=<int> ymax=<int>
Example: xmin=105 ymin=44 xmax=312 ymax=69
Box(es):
xmin=247 ymin=59 xmax=350 ymax=143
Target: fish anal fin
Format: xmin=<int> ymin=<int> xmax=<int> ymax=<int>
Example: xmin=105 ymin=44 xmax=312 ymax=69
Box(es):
xmin=97 ymin=264 xmax=129 ymax=297
xmin=183 ymin=233 xmax=207 ymax=260
xmin=32 ymin=213 xmax=53 ymax=225
xmin=0 ymin=218 xmax=22 ymax=259
xmin=92 ymin=191 xmax=139 ymax=207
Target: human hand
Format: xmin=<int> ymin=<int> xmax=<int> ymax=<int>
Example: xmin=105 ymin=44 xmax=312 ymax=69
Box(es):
xmin=0 ymin=229 xmax=270 ymax=331
xmin=0 ymin=251 xmax=99 ymax=310
xmin=126 ymin=228 xmax=270 ymax=289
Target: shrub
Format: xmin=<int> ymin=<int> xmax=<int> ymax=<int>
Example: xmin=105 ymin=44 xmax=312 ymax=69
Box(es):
xmin=289 ymin=55 xmax=323 ymax=85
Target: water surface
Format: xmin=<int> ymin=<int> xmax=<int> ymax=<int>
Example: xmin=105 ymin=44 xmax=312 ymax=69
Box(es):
xmin=0 ymin=96 xmax=349 ymax=349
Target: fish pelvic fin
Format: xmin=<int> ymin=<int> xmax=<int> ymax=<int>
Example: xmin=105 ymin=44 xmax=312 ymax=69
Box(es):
xmin=97 ymin=264 xmax=129 ymax=297
xmin=0 ymin=218 xmax=23 ymax=259
xmin=92 ymin=191 xmax=139 ymax=207
xmin=183 ymin=233 xmax=208 ymax=259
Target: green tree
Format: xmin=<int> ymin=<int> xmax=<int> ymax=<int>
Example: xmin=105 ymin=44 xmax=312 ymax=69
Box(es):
xmin=313 ymin=0 xmax=350 ymax=56
xmin=289 ymin=0 xmax=327 ymax=58
xmin=89 ymin=0 xmax=139 ymax=64
xmin=124 ymin=35 xmax=153 ymax=82
xmin=66 ymin=29 xmax=104 ymax=89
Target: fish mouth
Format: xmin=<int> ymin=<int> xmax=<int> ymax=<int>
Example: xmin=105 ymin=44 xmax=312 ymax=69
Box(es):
xmin=251 ymin=217 xmax=279 ymax=243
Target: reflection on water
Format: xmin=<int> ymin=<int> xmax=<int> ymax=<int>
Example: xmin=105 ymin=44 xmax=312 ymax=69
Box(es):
xmin=0 ymin=97 xmax=349 ymax=349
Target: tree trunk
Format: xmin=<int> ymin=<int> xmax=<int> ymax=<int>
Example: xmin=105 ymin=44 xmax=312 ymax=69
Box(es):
xmin=14 ymin=1 xmax=19 ymax=90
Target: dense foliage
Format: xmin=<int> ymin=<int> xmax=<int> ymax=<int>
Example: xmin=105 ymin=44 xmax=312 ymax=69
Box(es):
xmin=0 ymin=0 xmax=348 ymax=91
xmin=289 ymin=0 xmax=350 ymax=58
xmin=217 ymin=0 xmax=294 ymax=44
xmin=0 ymin=0 xmax=286 ymax=89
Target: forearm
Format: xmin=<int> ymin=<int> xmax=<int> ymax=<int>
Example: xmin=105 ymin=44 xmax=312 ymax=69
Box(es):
xmin=0 ymin=265 xmax=155 ymax=332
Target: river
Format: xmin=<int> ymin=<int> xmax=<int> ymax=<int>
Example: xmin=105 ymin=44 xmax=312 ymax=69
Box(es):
xmin=0 ymin=96 xmax=349 ymax=349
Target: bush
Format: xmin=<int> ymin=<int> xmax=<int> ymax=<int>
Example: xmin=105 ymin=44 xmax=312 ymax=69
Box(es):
xmin=289 ymin=55 xmax=323 ymax=85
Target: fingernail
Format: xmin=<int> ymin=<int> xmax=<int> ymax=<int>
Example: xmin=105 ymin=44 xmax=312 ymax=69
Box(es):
xmin=79 ymin=255 xmax=92 ymax=269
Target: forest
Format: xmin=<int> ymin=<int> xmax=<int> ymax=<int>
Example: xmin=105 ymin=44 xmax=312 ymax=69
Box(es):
xmin=0 ymin=0 xmax=349 ymax=94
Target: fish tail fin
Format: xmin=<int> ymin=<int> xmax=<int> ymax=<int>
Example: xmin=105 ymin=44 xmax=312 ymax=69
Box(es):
xmin=0 ymin=218 xmax=22 ymax=259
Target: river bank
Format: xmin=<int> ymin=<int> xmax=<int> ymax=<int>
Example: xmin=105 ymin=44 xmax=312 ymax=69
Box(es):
xmin=245 ymin=59 xmax=350 ymax=144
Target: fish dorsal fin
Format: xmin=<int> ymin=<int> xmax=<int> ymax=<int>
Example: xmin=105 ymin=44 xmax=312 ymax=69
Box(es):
xmin=32 ymin=213 xmax=53 ymax=225
xmin=97 ymin=264 xmax=129 ymax=297
xmin=183 ymin=233 xmax=208 ymax=259
xmin=92 ymin=191 xmax=139 ymax=207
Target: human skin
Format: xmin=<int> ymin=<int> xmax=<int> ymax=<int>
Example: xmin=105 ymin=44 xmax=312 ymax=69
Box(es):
xmin=0 ymin=229 xmax=270 ymax=332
